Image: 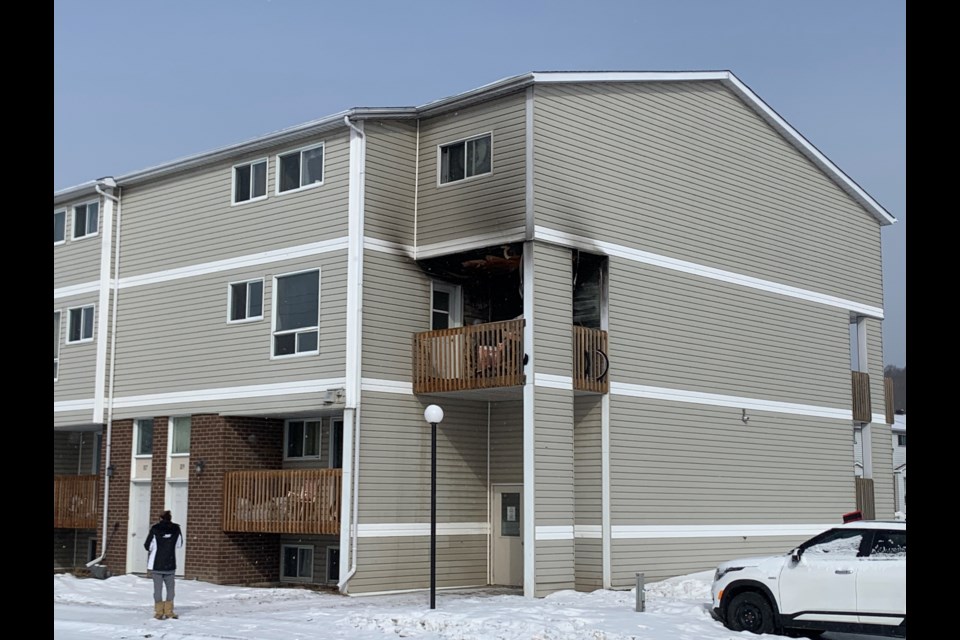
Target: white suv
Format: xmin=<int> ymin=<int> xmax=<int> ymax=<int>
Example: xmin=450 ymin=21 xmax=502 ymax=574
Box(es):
xmin=711 ymin=520 xmax=906 ymax=638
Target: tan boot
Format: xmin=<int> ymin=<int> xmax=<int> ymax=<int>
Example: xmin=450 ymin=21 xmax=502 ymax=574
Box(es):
xmin=153 ymin=602 xmax=165 ymax=620
xmin=163 ymin=600 xmax=178 ymax=619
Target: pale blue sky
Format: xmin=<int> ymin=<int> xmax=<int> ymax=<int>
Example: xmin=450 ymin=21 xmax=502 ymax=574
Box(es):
xmin=54 ymin=0 xmax=905 ymax=367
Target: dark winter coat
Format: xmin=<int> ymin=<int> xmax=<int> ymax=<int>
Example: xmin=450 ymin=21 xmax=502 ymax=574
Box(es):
xmin=144 ymin=520 xmax=183 ymax=572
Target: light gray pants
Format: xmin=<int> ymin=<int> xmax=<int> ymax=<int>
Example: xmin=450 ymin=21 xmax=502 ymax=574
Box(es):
xmin=151 ymin=570 xmax=176 ymax=602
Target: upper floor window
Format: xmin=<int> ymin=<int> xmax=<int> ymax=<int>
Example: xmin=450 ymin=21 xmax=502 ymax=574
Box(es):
xmin=285 ymin=419 xmax=321 ymax=459
xmin=439 ymin=133 xmax=491 ymax=185
xmin=54 ymin=210 xmax=66 ymax=245
xmin=431 ymin=282 xmax=462 ymax=330
xmin=273 ymin=269 xmax=320 ymax=357
xmin=897 ymin=434 xmax=906 ymax=446
xmin=228 ymin=279 xmax=264 ymax=322
xmin=170 ymin=416 xmax=191 ymax=454
xmin=73 ymin=201 xmax=99 ymax=240
xmin=135 ymin=419 xmax=154 ymax=456
xmin=233 ymin=158 xmax=268 ymax=204
xmin=277 ymin=143 xmax=324 ymax=194
xmin=53 ymin=311 xmax=61 ymax=379
xmin=67 ymin=305 xmax=94 ymax=343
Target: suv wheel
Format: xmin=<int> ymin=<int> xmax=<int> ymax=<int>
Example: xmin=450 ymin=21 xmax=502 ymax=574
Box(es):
xmin=726 ymin=591 xmax=775 ymax=635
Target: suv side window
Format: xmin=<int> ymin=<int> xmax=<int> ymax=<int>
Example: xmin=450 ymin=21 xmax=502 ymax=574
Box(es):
xmin=868 ymin=530 xmax=906 ymax=558
xmin=801 ymin=529 xmax=866 ymax=558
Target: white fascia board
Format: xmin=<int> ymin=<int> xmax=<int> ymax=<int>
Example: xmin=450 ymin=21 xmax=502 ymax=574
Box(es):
xmin=415 ymin=228 xmax=527 ymax=260
xmin=111 ymin=378 xmax=346 ymax=409
xmin=360 ymin=378 xmax=413 ymax=395
xmin=54 ymin=281 xmax=102 ymax=300
xmin=532 ymin=71 xmax=729 ymax=83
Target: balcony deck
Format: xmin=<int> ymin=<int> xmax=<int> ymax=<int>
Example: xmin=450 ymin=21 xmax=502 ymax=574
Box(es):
xmin=223 ymin=468 xmax=341 ymax=535
xmin=53 ymin=475 xmax=98 ymax=529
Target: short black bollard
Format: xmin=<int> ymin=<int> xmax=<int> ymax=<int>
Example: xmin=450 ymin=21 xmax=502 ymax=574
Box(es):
xmin=635 ymin=572 xmax=645 ymax=612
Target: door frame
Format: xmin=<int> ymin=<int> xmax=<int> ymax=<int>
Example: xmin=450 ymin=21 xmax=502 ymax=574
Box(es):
xmin=490 ymin=483 xmax=523 ymax=587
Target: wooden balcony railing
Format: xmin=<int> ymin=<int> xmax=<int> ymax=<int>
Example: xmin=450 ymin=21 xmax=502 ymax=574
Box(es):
xmin=851 ymin=371 xmax=872 ymax=423
xmin=573 ymin=326 xmax=609 ymax=394
xmin=884 ymin=376 xmax=895 ymax=425
xmin=223 ymin=469 xmax=342 ymax=535
xmin=413 ymin=319 xmax=525 ymax=394
xmin=53 ymin=475 xmax=98 ymax=529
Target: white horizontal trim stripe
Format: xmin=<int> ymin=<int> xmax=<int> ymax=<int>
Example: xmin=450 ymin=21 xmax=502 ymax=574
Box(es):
xmin=54 ymin=281 xmax=101 ymax=300
xmin=535 ymin=226 xmax=884 ymax=319
xmin=364 ymin=237 xmax=412 ymax=256
xmin=415 ymin=228 xmax=526 ymax=260
xmin=111 ymin=378 xmax=346 ymax=409
xmin=117 ymin=237 xmax=349 ymax=289
xmin=356 ymin=523 xmax=489 ymax=537
xmin=611 ymin=381 xmax=851 ymax=420
xmin=534 ymin=373 xmax=573 ymax=390
xmin=533 ymin=71 xmax=729 ymax=83
xmin=612 ymin=523 xmax=833 ymax=539
xmin=574 ymin=525 xmax=602 ymax=539
xmin=54 ymin=398 xmax=95 ymax=413
xmin=872 ymin=413 xmax=889 ymax=425
xmin=360 ymin=378 xmax=414 ymax=395
xmin=535 ymin=525 xmax=574 ymax=540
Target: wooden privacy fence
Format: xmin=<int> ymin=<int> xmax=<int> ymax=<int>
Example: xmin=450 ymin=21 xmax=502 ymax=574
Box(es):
xmin=413 ymin=319 xmax=526 ymax=393
xmin=223 ymin=469 xmax=342 ymax=535
xmin=573 ymin=326 xmax=609 ymax=393
xmin=53 ymin=475 xmax=98 ymax=529
xmin=884 ymin=376 xmax=895 ymax=425
xmin=851 ymin=371 xmax=872 ymax=423
xmin=855 ymin=477 xmax=876 ymax=520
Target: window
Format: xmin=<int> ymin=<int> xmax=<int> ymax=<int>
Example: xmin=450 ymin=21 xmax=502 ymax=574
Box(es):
xmin=67 ymin=305 xmax=94 ymax=343
xmin=897 ymin=434 xmax=906 ymax=446
xmin=53 ymin=311 xmax=61 ymax=379
xmin=439 ymin=133 xmax=492 ymax=184
xmin=171 ymin=416 xmax=191 ymax=454
xmin=54 ymin=210 xmax=66 ymax=244
xmin=328 ymin=419 xmax=343 ymax=468
xmin=273 ymin=269 xmax=320 ymax=356
xmin=73 ymin=201 xmax=99 ymax=239
xmin=285 ymin=419 xmax=321 ymax=459
xmin=233 ymin=158 xmax=268 ymax=204
xmin=228 ymin=279 xmax=264 ymax=322
xmin=135 ymin=419 xmax=154 ymax=456
xmin=326 ymin=546 xmax=340 ymax=583
xmin=281 ymin=544 xmax=313 ymax=582
xmin=277 ymin=144 xmax=324 ymax=193
xmin=801 ymin=528 xmax=865 ymax=559
xmin=431 ymin=282 xmax=461 ymax=329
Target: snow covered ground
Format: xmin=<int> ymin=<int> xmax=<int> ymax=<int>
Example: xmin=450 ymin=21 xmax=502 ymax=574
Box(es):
xmin=53 ymin=571 xmax=890 ymax=639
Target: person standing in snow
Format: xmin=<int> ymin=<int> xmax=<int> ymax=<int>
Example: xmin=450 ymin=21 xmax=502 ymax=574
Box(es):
xmin=144 ymin=510 xmax=184 ymax=620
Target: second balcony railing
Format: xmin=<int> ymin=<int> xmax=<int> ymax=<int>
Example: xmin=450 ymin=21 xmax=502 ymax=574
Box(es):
xmin=413 ymin=319 xmax=526 ymax=394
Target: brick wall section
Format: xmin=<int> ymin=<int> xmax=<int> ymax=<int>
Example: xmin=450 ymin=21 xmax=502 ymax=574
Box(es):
xmin=97 ymin=419 xmax=133 ymax=575
xmin=186 ymin=415 xmax=284 ymax=585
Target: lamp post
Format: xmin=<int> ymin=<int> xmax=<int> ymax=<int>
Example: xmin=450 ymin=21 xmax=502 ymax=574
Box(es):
xmin=423 ymin=404 xmax=444 ymax=610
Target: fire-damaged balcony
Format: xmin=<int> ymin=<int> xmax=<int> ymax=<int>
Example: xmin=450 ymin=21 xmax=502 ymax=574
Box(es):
xmin=414 ymin=318 xmax=526 ymax=393
xmin=53 ymin=475 xmax=98 ymax=529
xmin=222 ymin=469 xmax=341 ymax=535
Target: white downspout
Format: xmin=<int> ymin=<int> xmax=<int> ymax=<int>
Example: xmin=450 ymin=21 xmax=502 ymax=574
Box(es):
xmin=87 ymin=178 xmax=121 ymax=568
xmin=339 ymin=116 xmax=365 ymax=592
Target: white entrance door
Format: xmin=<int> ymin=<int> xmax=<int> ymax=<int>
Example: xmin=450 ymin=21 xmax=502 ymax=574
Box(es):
xmin=126 ymin=481 xmax=152 ymax=574
xmin=166 ymin=481 xmax=189 ymax=577
xmin=491 ymin=484 xmax=523 ymax=586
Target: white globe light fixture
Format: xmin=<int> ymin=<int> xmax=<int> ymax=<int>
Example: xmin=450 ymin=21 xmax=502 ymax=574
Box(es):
xmin=424 ymin=405 xmax=444 ymax=425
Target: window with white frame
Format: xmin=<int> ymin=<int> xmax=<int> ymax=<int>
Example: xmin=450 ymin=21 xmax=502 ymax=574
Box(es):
xmin=285 ymin=419 xmax=321 ymax=459
xmin=439 ymin=133 xmax=491 ymax=184
xmin=54 ymin=210 xmax=66 ymax=244
xmin=73 ymin=201 xmax=99 ymax=239
xmin=281 ymin=544 xmax=313 ymax=582
xmin=228 ymin=279 xmax=264 ymax=322
xmin=897 ymin=434 xmax=907 ymax=446
xmin=67 ymin=305 xmax=94 ymax=343
xmin=170 ymin=416 xmax=191 ymax=455
xmin=135 ymin=419 xmax=154 ymax=456
xmin=273 ymin=269 xmax=320 ymax=356
xmin=53 ymin=311 xmax=61 ymax=379
xmin=326 ymin=546 xmax=340 ymax=582
xmin=233 ymin=158 xmax=268 ymax=204
xmin=277 ymin=144 xmax=324 ymax=193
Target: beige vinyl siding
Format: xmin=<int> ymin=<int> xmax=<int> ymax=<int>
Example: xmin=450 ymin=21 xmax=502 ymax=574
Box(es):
xmin=490 ymin=400 xmax=523 ymax=485
xmin=610 ymin=258 xmax=853 ymax=408
xmin=611 ymin=536 xmax=812 ymax=587
xmin=609 ymin=397 xmax=854 ymax=525
xmin=533 ymin=82 xmax=883 ymax=308
xmin=361 ymin=250 xmax=429 ymax=380
xmin=574 ymin=396 xmax=602 ymax=592
xmin=533 ymin=243 xmax=573 ymax=375
xmin=108 ymin=253 xmax=346 ymax=419
xmin=416 ymin=92 xmax=527 ymax=247
xmin=869 ymin=421 xmax=896 ymax=518
xmin=54 ymin=195 xmax=104 ymax=287
xmin=364 ymin=120 xmax=417 ymax=246
xmin=351 ymin=392 xmax=488 ymax=593
xmin=117 ymin=132 xmax=350 ymax=277
xmin=54 ymin=293 xmax=100 ymax=424
xmin=349 ymin=536 xmax=487 ymax=593
xmin=865 ymin=317 xmax=887 ymax=418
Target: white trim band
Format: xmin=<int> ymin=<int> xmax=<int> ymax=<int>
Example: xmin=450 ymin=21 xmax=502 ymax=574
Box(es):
xmin=356 ymin=522 xmax=489 ymax=537
xmin=110 ymin=378 xmax=346 ymax=409
xmin=534 ymin=373 xmax=573 ymax=390
xmin=54 ymin=398 xmax=96 ymax=413
xmin=612 ymin=523 xmax=834 ymax=539
xmin=360 ymin=378 xmax=414 ymax=395
xmin=54 ymin=281 xmax=102 ymax=300
xmin=535 ymin=525 xmax=575 ymax=540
